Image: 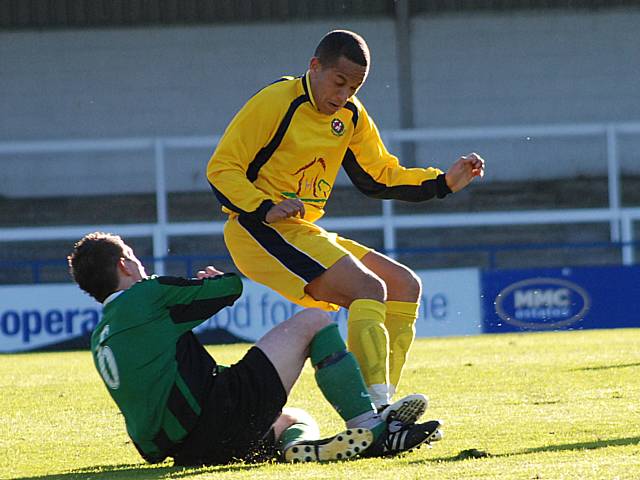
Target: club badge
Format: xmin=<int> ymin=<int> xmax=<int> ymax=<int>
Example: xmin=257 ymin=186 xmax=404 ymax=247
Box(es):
xmin=331 ymin=118 xmax=345 ymax=137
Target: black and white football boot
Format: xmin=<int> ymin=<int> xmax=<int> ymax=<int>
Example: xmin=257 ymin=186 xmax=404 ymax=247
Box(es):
xmin=361 ymin=419 xmax=442 ymax=458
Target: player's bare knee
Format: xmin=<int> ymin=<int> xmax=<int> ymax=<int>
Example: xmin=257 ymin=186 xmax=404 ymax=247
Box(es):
xmin=388 ymin=265 xmax=421 ymax=302
xmin=292 ymin=308 xmax=333 ymax=337
xmin=405 ymin=270 xmax=422 ymax=300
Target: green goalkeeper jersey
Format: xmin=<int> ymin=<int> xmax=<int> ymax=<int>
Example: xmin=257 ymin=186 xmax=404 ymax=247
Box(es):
xmin=90 ymin=273 xmax=243 ymax=463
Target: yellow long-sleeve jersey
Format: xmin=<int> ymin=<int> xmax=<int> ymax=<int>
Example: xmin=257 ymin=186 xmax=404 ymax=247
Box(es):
xmin=207 ymin=72 xmax=451 ymax=224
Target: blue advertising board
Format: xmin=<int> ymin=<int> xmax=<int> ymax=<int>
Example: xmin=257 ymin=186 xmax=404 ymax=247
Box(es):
xmin=481 ymin=265 xmax=640 ymax=333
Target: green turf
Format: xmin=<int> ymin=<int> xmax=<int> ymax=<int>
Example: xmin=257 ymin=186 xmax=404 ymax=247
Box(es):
xmin=2 ymin=328 xmax=639 ymax=480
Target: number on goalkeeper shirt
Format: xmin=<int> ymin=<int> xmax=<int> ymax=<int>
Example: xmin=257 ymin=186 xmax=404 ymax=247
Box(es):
xmin=97 ymin=325 xmax=120 ymax=390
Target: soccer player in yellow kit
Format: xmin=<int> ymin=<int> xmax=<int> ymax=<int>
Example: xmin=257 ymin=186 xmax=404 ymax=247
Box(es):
xmin=207 ymin=30 xmax=485 ymax=422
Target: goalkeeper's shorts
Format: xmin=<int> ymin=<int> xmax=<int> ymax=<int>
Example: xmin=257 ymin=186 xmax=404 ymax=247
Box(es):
xmin=173 ymin=346 xmax=286 ymax=466
xmin=223 ymin=214 xmax=372 ymax=312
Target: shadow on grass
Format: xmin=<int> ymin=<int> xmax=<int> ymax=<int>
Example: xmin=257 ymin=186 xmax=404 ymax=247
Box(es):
xmin=13 ymin=461 xmax=266 ymax=480
xmin=420 ymin=436 xmax=640 ymax=463
xmin=571 ymin=362 xmax=640 ymax=371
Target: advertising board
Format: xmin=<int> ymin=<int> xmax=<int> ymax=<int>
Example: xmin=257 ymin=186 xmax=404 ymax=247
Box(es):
xmin=0 ymin=268 xmax=482 ymax=352
xmin=481 ymin=266 xmax=640 ymax=333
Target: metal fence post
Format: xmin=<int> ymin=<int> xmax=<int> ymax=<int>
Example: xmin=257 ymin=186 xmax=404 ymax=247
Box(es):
xmin=154 ymin=139 xmax=168 ymax=275
xmin=606 ymin=125 xmax=621 ymax=242
xmin=620 ymin=212 xmax=635 ymax=266
xmin=382 ymin=134 xmax=397 ymax=258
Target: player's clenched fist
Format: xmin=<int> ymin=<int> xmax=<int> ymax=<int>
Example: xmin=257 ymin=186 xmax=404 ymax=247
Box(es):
xmin=265 ymin=198 xmax=306 ymax=223
xmin=444 ymin=152 xmax=485 ymax=193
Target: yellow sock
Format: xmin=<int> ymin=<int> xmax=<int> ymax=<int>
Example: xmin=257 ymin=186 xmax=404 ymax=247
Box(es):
xmin=385 ymin=300 xmax=419 ymax=390
xmin=347 ymin=299 xmax=389 ymax=388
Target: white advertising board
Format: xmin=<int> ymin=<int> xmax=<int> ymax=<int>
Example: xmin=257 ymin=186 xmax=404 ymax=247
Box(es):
xmin=0 ymin=268 xmax=481 ymax=353
xmin=197 ymin=267 xmax=482 ymax=341
xmin=0 ymin=284 xmax=101 ymax=353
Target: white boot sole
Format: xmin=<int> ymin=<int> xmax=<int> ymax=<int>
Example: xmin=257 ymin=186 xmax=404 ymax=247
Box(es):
xmin=380 ymin=394 xmax=429 ymax=424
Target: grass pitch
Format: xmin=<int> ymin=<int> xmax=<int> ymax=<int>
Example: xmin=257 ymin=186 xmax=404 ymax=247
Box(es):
xmin=2 ymin=328 xmax=639 ymax=480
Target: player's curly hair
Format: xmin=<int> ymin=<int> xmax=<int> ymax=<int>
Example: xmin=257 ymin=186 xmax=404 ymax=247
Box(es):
xmin=314 ymin=30 xmax=370 ymax=69
xmin=68 ymin=232 xmax=125 ymax=302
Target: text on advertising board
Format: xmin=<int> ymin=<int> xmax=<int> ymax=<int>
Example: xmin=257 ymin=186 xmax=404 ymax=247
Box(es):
xmin=494 ymin=277 xmax=590 ymax=330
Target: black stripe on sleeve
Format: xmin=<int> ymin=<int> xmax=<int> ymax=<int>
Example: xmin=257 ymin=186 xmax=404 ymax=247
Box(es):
xmin=209 ymin=181 xmax=275 ymax=221
xmin=153 ymin=429 xmax=177 ymax=456
xmin=168 ymin=295 xmax=239 ymax=324
xmin=209 ymin=180 xmax=244 ymax=215
xmin=166 ymin=383 xmax=200 ymax=434
xmin=342 ymin=148 xmax=452 ymax=201
xmin=246 ymin=94 xmax=309 ymax=182
xmin=133 ymin=441 xmax=166 ymax=464
xmin=237 ymin=215 xmax=326 ymax=283
xmin=344 ymin=101 xmax=359 ymax=128
xmin=157 ymin=275 xmax=242 ymax=323
xmin=176 ymin=332 xmax=216 ymax=409
xmin=157 ymin=276 xmax=205 ymax=287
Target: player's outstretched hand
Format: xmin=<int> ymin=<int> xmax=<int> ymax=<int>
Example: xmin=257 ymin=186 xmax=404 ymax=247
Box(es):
xmin=196 ymin=266 xmax=224 ymax=279
xmin=265 ymin=198 xmax=306 ymax=223
xmin=445 ymin=152 xmax=485 ymax=193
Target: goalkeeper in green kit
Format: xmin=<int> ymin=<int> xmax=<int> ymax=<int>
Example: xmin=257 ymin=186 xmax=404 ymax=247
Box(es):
xmin=68 ymin=232 xmax=441 ymax=466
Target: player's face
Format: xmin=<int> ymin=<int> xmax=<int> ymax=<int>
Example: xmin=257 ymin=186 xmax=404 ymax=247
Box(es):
xmin=309 ymin=55 xmax=368 ymax=115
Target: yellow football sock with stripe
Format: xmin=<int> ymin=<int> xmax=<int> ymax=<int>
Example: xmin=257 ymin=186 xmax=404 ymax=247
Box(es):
xmin=347 ymin=299 xmax=389 ymax=396
xmin=385 ymin=300 xmax=419 ymax=391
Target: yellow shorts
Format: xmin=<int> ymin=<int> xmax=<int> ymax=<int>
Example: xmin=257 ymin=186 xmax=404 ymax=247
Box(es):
xmin=224 ymin=215 xmax=372 ymax=311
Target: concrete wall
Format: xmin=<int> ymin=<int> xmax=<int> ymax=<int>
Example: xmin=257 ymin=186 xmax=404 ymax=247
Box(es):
xmin=1 ymin=10 xmax=639 ymax=196
xmin=410 ymin=10 xmax=640 ymax=180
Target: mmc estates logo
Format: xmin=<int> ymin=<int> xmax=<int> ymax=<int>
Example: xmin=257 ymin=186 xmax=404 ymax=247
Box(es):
xmin=494 ymin=277 xmax=591 ymax=330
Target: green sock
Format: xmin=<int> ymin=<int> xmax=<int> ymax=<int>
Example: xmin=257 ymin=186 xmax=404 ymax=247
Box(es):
xmin=311 ymin=324 xmax=377 ymax=422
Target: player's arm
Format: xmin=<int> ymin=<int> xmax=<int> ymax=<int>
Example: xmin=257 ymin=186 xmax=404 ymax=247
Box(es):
xmin=207 ymin=90 xmax=285 ymax=222
xmin=152 ymin=271 xmax=243 ymax=331
xmin=343 ymin=99 xmax=484 ymax=201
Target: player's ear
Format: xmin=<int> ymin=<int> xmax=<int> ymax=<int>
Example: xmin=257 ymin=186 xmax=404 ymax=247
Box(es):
xmin=309 ymin=57 xmax=321 ymax=72
xmin=117 ymin=257 xmax=132 ymax=276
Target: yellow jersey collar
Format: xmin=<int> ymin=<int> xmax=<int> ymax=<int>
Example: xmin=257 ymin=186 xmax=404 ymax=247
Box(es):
xmin=302 ymin=71 xmax=319 ymax=111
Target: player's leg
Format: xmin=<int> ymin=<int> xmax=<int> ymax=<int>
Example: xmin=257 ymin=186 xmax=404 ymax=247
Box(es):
xmin=333 ymin=239 xmax=428 ymax=424
xmin=264 ymin=312 xmax=439 ymax=461
xmin=303 ymin=254 xmax=393 ymax=407
xmin=256 ymin=309 xmax=382 ymax=431
xmin=224 ymin=216 xmax=393 ymax=406
xmin=360 ymin=251 xmax=421 ymax=397
xmin=256 ymin=309 xmax=380 ymax=460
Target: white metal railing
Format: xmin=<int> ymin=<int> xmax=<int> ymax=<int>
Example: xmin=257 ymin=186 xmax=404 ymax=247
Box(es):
xmin=383 ymin=121 xmax=640 ymax=244
xmin=1 ymin=122 xmax=639 ymax=274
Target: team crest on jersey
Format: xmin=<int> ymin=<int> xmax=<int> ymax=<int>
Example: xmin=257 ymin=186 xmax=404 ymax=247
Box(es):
xmin=331 ymin=118 xmax=345 ymax=136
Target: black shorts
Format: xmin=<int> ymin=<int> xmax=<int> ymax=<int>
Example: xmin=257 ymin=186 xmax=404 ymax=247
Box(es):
xmin=173 ymin=346 xmax=287 ymax=466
